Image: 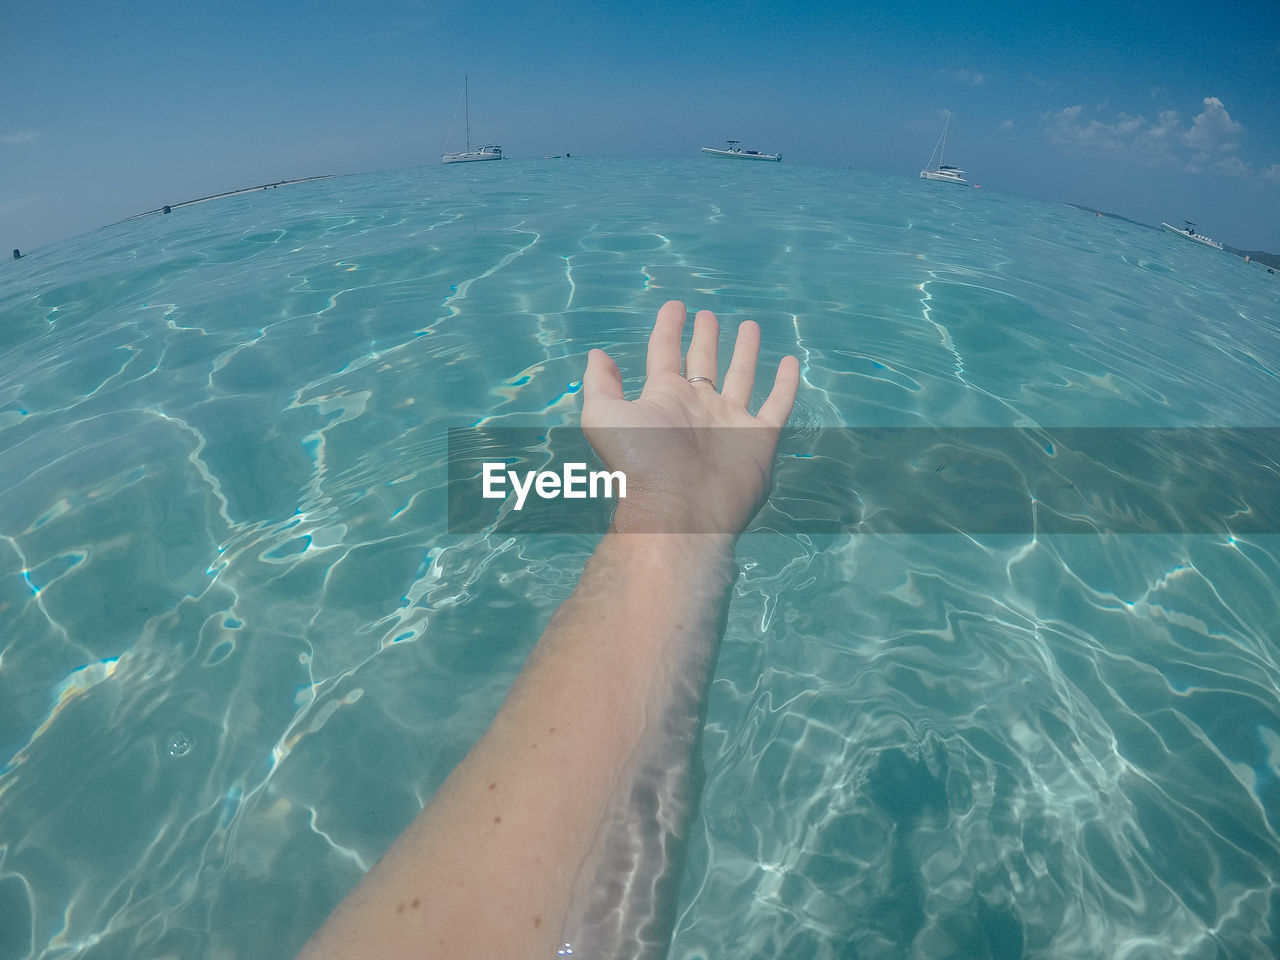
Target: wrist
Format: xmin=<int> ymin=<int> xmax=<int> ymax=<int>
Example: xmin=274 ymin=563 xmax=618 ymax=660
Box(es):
xmin=610 ymin=490 xmax=756 ymax=537
xmin=597 ymin=525 xmax=737 ymax=578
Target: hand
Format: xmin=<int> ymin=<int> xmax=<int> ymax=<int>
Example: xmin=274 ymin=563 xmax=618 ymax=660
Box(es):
xmin=581 ymin=300 xmax=800 ymax=534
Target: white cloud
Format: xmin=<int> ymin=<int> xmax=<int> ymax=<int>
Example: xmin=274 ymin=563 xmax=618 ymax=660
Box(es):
xmin=998 ymin=120 xmax=1014 ymax=131
xmin=947 ymin=69 xmax=988 ymax=85
xmin=1263 ymin=164 xmax=1280 ymax=185
xmin=1140 ymin=110 xmax=1180 ymax=144
xmin=1045 ymin=98 xmax=1252 ymax=175
xmin=1133 ymin=109 xmax=1181 ymax=164
xmin=0 ymin=130 xmax=40 ymax=145
xmin=1045 ymin=106 xmax=1148 ymax=157
xmin=1180 ymin=97 xmax=1243 ymax=153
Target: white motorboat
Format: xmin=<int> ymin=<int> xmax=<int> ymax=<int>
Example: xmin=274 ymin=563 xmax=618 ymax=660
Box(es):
xmin=1161 ymin=220 xmax=1223 ymax=250
xmin=920 ymin=111 xmax=968 ymax=184
xmin=701 ymin=140 xmax=781 ymax=162
xmin=442 ymin=76 xmax=503 ymax=164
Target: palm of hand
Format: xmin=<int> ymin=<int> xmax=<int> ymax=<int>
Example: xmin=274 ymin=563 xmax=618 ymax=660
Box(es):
xmin=581 ymin=303 xmax=799 ymax=534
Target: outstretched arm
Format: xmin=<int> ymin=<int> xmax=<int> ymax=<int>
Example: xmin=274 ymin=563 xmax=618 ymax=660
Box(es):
xmin=297 ymin=301 xmax=799 ymax=959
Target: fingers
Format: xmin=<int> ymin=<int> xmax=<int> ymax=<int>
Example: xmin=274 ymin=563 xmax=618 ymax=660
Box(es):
xmin=684 ymin=309 xmax=720 ymax=384
xmin=757 ymin=355 xmax=801 ymax=430
xmin=646 ymin=301 xmax=687 ymax=379
xmin=721 ymin=321 xmax=760 ymax=405
xmin=634 ymin=303 xmax=800 ymax=430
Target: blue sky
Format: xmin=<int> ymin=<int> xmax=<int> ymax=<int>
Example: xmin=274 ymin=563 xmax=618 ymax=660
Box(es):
xmin=3 ymin=0 xmax=1279 ymax=252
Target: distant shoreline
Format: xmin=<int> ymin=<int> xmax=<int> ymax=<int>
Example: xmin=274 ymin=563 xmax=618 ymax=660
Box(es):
xmin=1061 ymin=202 xmax=1279 ymax=270
xmin=112 ymin=175 xmax=334 ymax=225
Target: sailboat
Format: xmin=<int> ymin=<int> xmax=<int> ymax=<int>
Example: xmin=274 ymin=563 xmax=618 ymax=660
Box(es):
xmin=920 ymin=111 xmax=967 ymax=184
xmin=442 ymin=76 xmax=503 ymax=164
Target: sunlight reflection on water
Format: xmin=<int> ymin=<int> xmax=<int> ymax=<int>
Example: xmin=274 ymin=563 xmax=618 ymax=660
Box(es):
xmin=1 ymin=159 xmax=1277 ymax=959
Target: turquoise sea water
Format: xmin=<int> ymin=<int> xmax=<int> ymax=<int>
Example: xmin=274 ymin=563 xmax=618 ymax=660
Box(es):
xmin=1 ymin=158 xmax=1278 ymax=959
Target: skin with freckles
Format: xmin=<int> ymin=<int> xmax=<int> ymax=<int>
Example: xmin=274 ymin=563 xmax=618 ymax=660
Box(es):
xmin=295 ymin=301 xmax=798 ymax=959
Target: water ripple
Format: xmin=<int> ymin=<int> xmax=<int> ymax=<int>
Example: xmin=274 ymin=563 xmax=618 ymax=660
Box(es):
xmin=0 ymin=161 xmax=1277 ymax=959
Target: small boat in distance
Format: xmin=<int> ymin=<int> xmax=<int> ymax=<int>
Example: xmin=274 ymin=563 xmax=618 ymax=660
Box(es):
xmin=442 ymin=76 xmax=503 ymax=164
xmin=701 ymin=140 xmax=781 ymax=162
xmin=444 ymin=144 xmax=502 ymax=163
xmin=1161 ymin=220 xmax=1223 ymax=250
xmin=920 ymin=111 xmax=968 ymax=184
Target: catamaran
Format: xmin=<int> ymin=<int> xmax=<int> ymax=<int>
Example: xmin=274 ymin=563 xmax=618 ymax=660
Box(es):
xmin=442 ymin=76 xmax=503 ymax=164
xmin=920 ymin=111 xmax=968 ymax=184
xmin=1161 ymin=220 xmax=1223 ymax=250
xmin=701 ymin=140 xmax=781 ymax=162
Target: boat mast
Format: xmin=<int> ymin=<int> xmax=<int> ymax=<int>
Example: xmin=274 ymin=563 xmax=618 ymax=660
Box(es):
xmin=464 ymin=75 xmax=471 ymax=152
xmin=925 ymin=111 xmax=950 ymax=171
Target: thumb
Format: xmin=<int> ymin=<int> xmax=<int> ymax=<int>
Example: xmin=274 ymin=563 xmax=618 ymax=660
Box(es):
xmin=582 ymin=348 xmax=624 ymax=410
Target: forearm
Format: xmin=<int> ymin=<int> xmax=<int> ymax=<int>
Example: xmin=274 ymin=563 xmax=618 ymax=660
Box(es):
xmin=301 ymin=301 xmax=797 ymax=959
xmin=298 ymin=531 xmax=736 ymax=959
xmin=546 ymin=531 xmax=736 ymax=959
